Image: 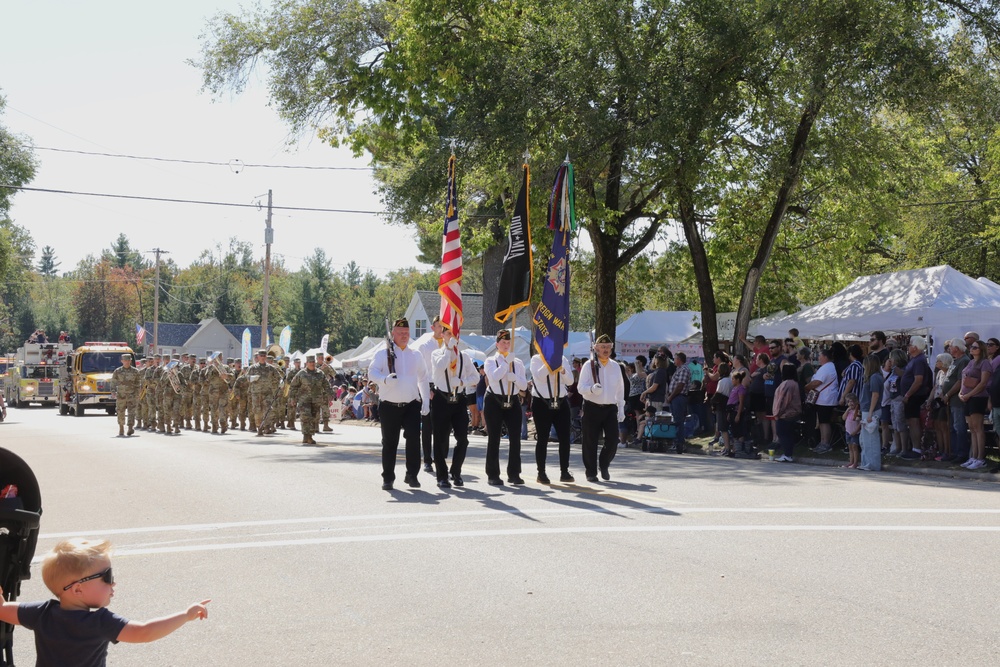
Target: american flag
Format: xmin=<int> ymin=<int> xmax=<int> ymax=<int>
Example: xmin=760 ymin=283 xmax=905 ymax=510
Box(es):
xmin=135 ymin=323 xmax=146 ymax=345
xmin=438 ymin=153 xmax=463 ymax=336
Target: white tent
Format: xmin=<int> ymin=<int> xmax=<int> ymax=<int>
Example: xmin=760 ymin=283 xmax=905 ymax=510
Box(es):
xmin=614 ymin=311 xmax=702 ymax=358
xmin=754 ymin=265 xmax=1000 ymax=345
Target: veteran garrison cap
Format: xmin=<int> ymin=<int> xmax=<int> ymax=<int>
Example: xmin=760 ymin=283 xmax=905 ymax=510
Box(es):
xmin=595 ymin=334 xmax=613 ymax=344
xmin=496 ymin=330 xmax=511 ymax=342
xmin=392 ymin=317 xmax=409 ymax=329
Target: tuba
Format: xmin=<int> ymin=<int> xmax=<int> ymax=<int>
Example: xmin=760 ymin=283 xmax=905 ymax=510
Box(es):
xmin=164 ymin=360 xmax=181 ymax=394
xmin=266 ymin=343 xmax=285 ymax=363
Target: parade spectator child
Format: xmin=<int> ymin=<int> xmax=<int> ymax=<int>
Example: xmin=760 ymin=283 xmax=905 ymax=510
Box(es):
xmin=711 ymin=363 xmax=733 ymax=454
xmin=0 ymin=538 xmax=209 ymax=667
xmin=726 ymin=368 xmax=748 ymax=455
xmin=886 ymin=349 xmax=908 ymax=455
xmin=843 ymin=392 xmax=861 ymax=468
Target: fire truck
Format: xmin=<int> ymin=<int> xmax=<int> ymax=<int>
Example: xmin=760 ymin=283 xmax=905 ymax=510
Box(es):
xmin=58 ymin=342 xmax=134 ymax=416
xmin=4 ymin=343 xmax=74 ymax=407
xmin=0 ymin=355 xmax=13 ymax=393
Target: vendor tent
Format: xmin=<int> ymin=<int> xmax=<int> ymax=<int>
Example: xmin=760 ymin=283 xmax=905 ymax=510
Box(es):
xmin=754 ymin=265 xmax=1000 ymax=345
xmin=614 ymin=311 xmax=702 ymax=358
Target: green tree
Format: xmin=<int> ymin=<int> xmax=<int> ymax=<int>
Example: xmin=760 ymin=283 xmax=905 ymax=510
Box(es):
xmin=37 ymin=246 xmax=60 ymax=277
xmin=104 ymin=233 xmax=147 ymax=272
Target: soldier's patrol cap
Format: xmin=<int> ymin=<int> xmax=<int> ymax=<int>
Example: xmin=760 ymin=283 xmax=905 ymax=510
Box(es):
xmin=257 ymin=348 xmax=268 ymax=356
xmin=153 ymin=353 xmax=162 ymax=359
xmin=120 ymin=353 xmax=132 ymax=360
xmin=392 ymin=317 xmax=409 ymax=328
xmin=496 ymin=330 xmax=511 ymax=342
xmin=199 ymin=358 xmax=207 ymax=364
xmin=181 ymin=352 xmax=189 ymax=358
xmin=226 ymin=358 xmax=234 ymax=364
xmin=293 ymin=357 xmax=301 ymax=364
xmin=595 ymin=334 xmax=613 ymax=344
xmin=305 ymin=355 xmax=316 ymax=363
xmin=171 ymin=354 xmax=181 ymax=360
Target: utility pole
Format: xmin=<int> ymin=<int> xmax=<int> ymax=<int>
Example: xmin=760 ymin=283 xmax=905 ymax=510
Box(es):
xmin=261 ymin=189 xmax=273 ymax=346
xmin=151 ymin=248 xmax=168 ymax=353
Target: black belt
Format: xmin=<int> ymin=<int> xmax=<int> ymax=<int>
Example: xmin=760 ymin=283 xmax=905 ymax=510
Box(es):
xmin=434 ymin=388 xmax=465 ymax=403
xmin=486 ymin=391 xmax=521 ymax=408
xmin=383 ymin=400 xmax=417 ymax=408
xmin=583 ymin=399 xmax=617 ymax=410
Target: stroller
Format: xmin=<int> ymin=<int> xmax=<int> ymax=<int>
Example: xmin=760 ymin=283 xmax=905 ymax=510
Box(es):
xmin=643 ymin=411 xmax=680 ymax=453
xmin=0 ymin=448 xmax=42 ymax=666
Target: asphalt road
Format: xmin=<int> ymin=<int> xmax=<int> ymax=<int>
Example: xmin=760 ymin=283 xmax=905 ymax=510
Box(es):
xmin=1 ymin=405 xmax=999 ymax=666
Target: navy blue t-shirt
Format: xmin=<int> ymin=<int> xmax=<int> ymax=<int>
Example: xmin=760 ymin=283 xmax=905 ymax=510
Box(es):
xmin=18 ymin=599 xmax=129 ymax=667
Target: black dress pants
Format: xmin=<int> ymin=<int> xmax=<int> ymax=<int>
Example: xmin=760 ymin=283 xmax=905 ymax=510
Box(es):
xmin=582 ymin=400 xmax=619 ymax=477
xmin=380 ymin=400 xmax=421 ymax=484
xmin=532 ymin=396 xmax=571 ymax=473
xmin=483 ymin=393 xmax=522 ymax=480
xmin=432 ymin=391 xmax=469 ymax=480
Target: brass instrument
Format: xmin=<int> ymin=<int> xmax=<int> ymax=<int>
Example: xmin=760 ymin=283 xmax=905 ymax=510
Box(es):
xmin=164 ymin=360 xmax=181 ymax=394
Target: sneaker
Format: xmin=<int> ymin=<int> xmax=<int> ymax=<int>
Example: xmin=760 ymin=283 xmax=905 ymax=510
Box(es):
xmin=888 ymin=447 xmax=900 ymax=457
xmin=775 ymin=455 xmax=793 ymax=462
xmin=899 ymin=451 xmax=920 ymax=460
xmin=960 ymin=458 xmax=974 ymax=468
xmin=813 ymin=444 xmax=832 ymax=454
xmin=967 ymin=459 xmax=986 ymax=470
xmin=912 ymin=448 xmax=923 ymax=455
xmin=858 ymin=465 xmax=872 ymax=471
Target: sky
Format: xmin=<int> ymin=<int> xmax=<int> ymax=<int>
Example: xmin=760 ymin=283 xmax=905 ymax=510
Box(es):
xmin=0 ymin=0 xmax=433 ymax=277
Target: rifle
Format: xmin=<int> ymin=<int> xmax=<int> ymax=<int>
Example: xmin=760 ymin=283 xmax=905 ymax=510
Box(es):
xmin=384 ymin=318 xmax=396 ymax=375
xmin=589 ymin=332 xmax=600 ymax=387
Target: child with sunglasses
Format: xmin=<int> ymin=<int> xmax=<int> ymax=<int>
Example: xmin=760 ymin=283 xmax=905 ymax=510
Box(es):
xmin=0 ymin=538 xmax=209 ymax=666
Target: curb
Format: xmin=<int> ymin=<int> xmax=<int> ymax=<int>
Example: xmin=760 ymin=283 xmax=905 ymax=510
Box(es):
xmin=793 ymin=455 xmax=1000 ymax=484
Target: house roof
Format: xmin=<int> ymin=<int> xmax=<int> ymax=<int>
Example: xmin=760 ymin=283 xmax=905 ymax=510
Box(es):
xmin=415 ymin=290 xmax=483 ymax=332
xmin=144 ymin=320 xmax=274 ymax=348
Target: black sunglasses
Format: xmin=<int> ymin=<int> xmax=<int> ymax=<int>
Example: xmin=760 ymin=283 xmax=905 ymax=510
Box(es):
xmin=63 ymin=567 xmax=114 ymax=591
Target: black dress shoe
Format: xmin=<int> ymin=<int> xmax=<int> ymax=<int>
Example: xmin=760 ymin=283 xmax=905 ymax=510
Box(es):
xmin=381 ymin=482 xmax=393 ymax=491
xmin=404 ymin=474 xmax=421 ymax=488
xmin=451 ymin=474 xmax=464 ymax=487
xmin=508 ymin=476 xmax=525 ymax=485
xmin=487 ymin=477 xmax=504 ymax=486
xmin=586 ymin=475 xmax=599 ymax=483
xmin=437 ymin=478 xmax=451 ymax=489
xmin=560 ymin=471 xmax=575 ymax=483
xmin=600 ymin=467 xmax=610 ymax=481
xmin=423 ymin=463 xmax=434 ymax=473
xmin=536 ymin=472 xmax=551 ymax=484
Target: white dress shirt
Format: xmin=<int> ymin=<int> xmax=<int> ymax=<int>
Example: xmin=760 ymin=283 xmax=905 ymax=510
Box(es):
xmin=368 ymin=343 xmax=430 ymax=413
xmin=529 ymin=354 xmax=573 ymax=399
xmin=411 ymin=335 xmax=445 ymax=379
xmin=430 ymin=346 xmax=480 ymax=396
xmin=578 ymin=357 xmax=626 ymax=421
xmin=485 ymin=352 xmax=527 ymax=396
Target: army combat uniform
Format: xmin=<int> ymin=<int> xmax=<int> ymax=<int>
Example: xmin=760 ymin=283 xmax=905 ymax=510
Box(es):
xmin=110 ymin=354 xmax=141 ymax=437
xmin=289 ymin=355 xmax=333 ymax=445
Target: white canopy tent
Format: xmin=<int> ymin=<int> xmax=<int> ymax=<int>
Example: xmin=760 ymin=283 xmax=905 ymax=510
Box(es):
xmin=614 ymin=311 xmax=702 ymax=359
xmin=753 ymin=265 xmax=1000 ymax=346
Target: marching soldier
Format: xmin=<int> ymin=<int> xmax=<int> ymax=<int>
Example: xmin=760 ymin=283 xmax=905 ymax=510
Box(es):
xmin=228 ymin=359 xmax=243 ymax=429
xmin=249 ymin=350 xmax=282 ymax=435
xmin=158 ymin=354 xmax=182 ymax=435
xmin=110 ymin=353 xmax=141 ymax=437
xmin=317 ymin=355 xmax=337 ymax=431
xmin=430 ymin=328 xmax=479 ymax=488
xmin=285 ymin=357 xmax=300 ymax=430
xmin=529 ymin=350 xmax=576 ymax=484
xmin=289 ymin=354 xmax=332 ymax=445
xmin=136 ymin=357 xmax=151 ymax=429
xmin=232 ymin=360 xmax=251 ymax=430
xmin=177 ymin=353 xmax=194 ymax=429
xmin=198 ymin=357 xmax=212 ymax=431
xmin=578 ymin=334 xmax=626 ymax=482
xmin=187 ymin=355 xmax=202 ymax=430
xmin=368 ymin=317 xmax=430 ymax=491
xmin=205 ymin=354 xmax=233 ymax=434
xmin=145 ymin=354 xmax=162 ymax=432
xmin=483 ymin=330 xmax=528 ymax=485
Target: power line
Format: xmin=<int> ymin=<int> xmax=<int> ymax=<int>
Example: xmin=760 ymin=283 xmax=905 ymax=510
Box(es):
xmin=26 ymin=144 xmax=374 ymax=171
xmin=0 ymin=184 xmax=383 ymax=215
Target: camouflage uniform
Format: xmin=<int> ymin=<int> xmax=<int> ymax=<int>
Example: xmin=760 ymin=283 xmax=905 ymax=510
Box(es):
xmin=205 ymin=361 xmax=233 ymax=433
xmin=199 ymin=363 xmax=212 ymax=430
xmin=191 ymin=361 xmax=205 ymax=430
xmin=136 ymin=361 xmax=151 ymax=428
xmin=146 ymin=359 xmax=163 ymax=432
xmin=227 ymin=361 xmax=240 ymax=428
xmin=285 ymin=362 xmax=301 ymax=429
xmin=178 ymin=356 xmax=195 ymax=429
xmin=318 ymin=360 xmax=336 ymax=431
xmin=158 ymin=361 xmax=181 ymax=434
xmin=110 ymin=357 xmax=141 ymax=436
xmin=232 ymin=368 xmax=251 ymax=430
xmin=289 ymin=358 xmax=333 ymax=444
xmin=249 ymin=352 xmax=282 ymax=435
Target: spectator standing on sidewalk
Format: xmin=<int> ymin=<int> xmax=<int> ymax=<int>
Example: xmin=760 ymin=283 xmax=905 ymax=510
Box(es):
xmin=958 ymin=339 xmax=992 ymax=470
